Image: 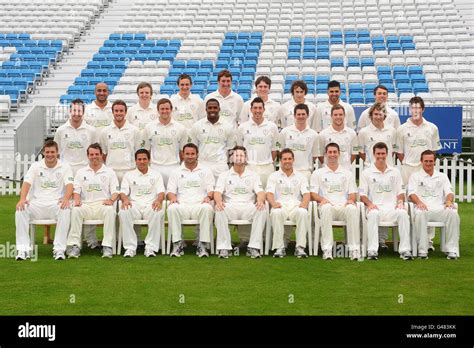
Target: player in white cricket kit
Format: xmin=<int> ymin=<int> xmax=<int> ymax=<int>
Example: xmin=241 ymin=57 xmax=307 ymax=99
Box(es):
xmin=54 ymin=98 xmax=98 ymax=175
xmin=126 ymin=82 xmax=158 ymax=131
xmin=310 ymin=143 xmax=360 ymax=260
xmin=313 ymin=80 xmax=356 ymax=132
xmin=201 ymin=69 xmax=243 ymax=128
xmin=266 ymin=148 xmax=311 ymax=258
xmin=119 ymin=149 xmax=165 ymax=258
xmin=408 ymin=150 xmax=460 ymax=260
xmin=15 ymin=140 xmax=74 ymax=261
xmin=357 ymin=85 xmax=401 ymax=131
xmin=358 ymin=102 xmax=398 ymax=168
xmin=84 ymin=82 xmax=113 ymax=129
xmin=318 ymin=104 xmax=358 ymax=171
xmin=142 ymin=98 xmax=188 ymax=185
xmin=359 ymin=142 xmax=413 ymax=261
xmin=170 ymin=74 xmax=203 ymax=137
xmin=238 ymin=76 xmax=281 ymax=125
xmin=100 ymin=100 xmax=141 ymax=182
xmin=214 ymin=146 xmax=267 ymax=259
xmin=166 ymin=143 xmax=215 ymax=258
xmin=276 ymin=80 xmax=317 ymax=129
xmin=396 ymin=96 xmax=441 ymax=185
xmin=190 ymin=98 xmax=236 ymax=179
xmin=279 ymin=103 xmax=319 ymax=180
xmin=66 ymin=143 xmax=120 ymax=259
xmin=236 ymin=97 xmax=278 ymax=187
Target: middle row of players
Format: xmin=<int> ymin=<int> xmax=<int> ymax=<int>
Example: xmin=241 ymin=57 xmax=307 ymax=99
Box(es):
xmin=55 ymin=96 xmax=432 ymax=189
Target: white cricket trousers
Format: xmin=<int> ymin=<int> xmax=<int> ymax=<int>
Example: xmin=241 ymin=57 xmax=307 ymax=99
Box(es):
xmin=413 ymin=208 xmax=460 ymax=255
xmin=118 ymin=203 xmax=165 ymax=252
xmin=319 ymin=204 xmax=359 ymax=252
xmin=68 ymin=201 xmax=116 ymax=248
xmin=167 ymin=202 xmax=214 ymax=243
xmin=247 ymin=163 xmax=275 ymax=188
xmin=401 ymin=164 xmax=421 ymax=185
xmin=150 ymin=163 xmax=179 ymax=186
xmin=215 ymin=203 xmax=267 ymax=251
xmin=15 ymin=201 xmax=71 ymax=252
xmin=270 ymin=202 xmax=309 ymax=250
xmin=366 ymin=208 xmax=411 ymax=254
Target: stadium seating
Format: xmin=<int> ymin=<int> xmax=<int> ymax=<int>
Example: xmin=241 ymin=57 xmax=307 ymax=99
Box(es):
xmin=0 ymin=0 xmax=473 ymax=112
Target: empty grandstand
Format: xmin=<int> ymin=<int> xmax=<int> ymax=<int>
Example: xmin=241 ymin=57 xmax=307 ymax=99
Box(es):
xmin=0 ymin=0 xmax=473 ymax=158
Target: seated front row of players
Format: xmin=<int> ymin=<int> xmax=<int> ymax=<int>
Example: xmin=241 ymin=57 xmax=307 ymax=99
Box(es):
xmin=15 ymin=138 xmax=460 ymax=261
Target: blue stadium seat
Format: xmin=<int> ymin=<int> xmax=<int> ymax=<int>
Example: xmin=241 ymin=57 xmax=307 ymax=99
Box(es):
xmin=347 ymin=57 xmax=360 ymax=67
xmin=318 ymin=52 xmax=330 ymax=60
xmin=143 ymin=40 xmax=156 ymax=47
xmin=349 ymin=92 xmax=364 ymax=104
xmin=364 ymin=92 xmax=375 ymax=104
xmin=387 ymin=43 xmax=402 ymax=52
xmin=349 ymin=83 xmax=363 ymax=93
xmin=138 ymin=47 xmax=152 ymax=54
xmin=331 ymin=58 xmax=344 ymax=68
xmin=316 ymin=83 xmax=327 ymax=94
xmin=394 ymin=74 xmax=410 ymax=84
xmin=109 ymin=33 xmax=121 ymax=40
xmin=393 ymin=66 xmax=408 ymax=75
xmin=288 ymin=52 xmax=301 ymax=60
xmin=402 ymin=43 xmax=416 ymax=51
xmin=413 ymin=83 xmax=429 ymax=93
xmin=345 ymin=37 xmax=358 ymax=45
xmin=361 ymin=58 xmax=375 ymax=67
xmin=408 ymin=66 xmax=423 ymax=75
xmin=410 ymin=74 xmax=426 ymax=83
xmin=316 ymin=75 xmax=330 ymax=84
xmin=201 ymin=61 xmax=214 ymax=69
xmin=172 ymin=61 xmax=186 ymax=69
xmin=396 ymin=82 xmax=413 ymax=94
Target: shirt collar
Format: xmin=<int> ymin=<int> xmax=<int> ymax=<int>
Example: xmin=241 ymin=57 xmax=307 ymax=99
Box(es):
xmin=39 ymin=159 xmax=61 ymax=169
xmin=324 ymin=164 xmax=344 ymax=173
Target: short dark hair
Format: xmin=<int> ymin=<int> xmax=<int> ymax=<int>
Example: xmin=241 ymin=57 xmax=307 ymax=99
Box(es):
xmin=43 ymin=139 xmax=58 ymax=152
xmin=157 ymin=98 xmax=172 ymax=109
xmin=328 ymin=80 xmax=341 ymax=89
xmin=135 ymin=148 xmax=150 ymax=160
xmin=182 ymin=143 xmax=199 ymax=154
xmin=87 ymin=143 xmax=103 ymax=155
xmin=230 ymin=145 xmax=247 ymax=156
xmin=112 ymin=99 xmax=127 ymax=112
xmin=255 ymin=75 xmax=271 ymax=88
xmin=294 ymin=103 xmax=309 ymax=116
xmin=372 ymin=142 xmax=388 ymax=154
xmin=290 ymin=80 xmax=308 ymax=95
xmin=373 ymin=85 xmax=388 ymax=95
xmin=410 ymin=96 xmax=425 ymax=110
xmin=250 ymin=97 xmax=265 ymax=108
xmin=325 ymin=142 xmax=340 ymax=153
xmin=136 ymin=82 xmax=153 ymax=95
xmin=206 ymin=98 xmax=220 ymax=107
xmin=217 ymin=69 xmax=232 ymax=81
xmin=70 ymin=98 xmax=85 ymax=112
xmin=420 ymin=149 xmax=436 ymax=161
xmin=279 ymin=148 xmax=295 ymax=159
xmin=177 ymin=74 xmax=193 ymax=85
xmin=331 ymin=104 xmax=345 ymax=115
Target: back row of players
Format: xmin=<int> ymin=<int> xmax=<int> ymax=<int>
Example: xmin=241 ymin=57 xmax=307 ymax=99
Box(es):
xmin=55 ymin=71 xmax=440 ymax=186
xmin=14 ymin=70 xmax=459 ymax=261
